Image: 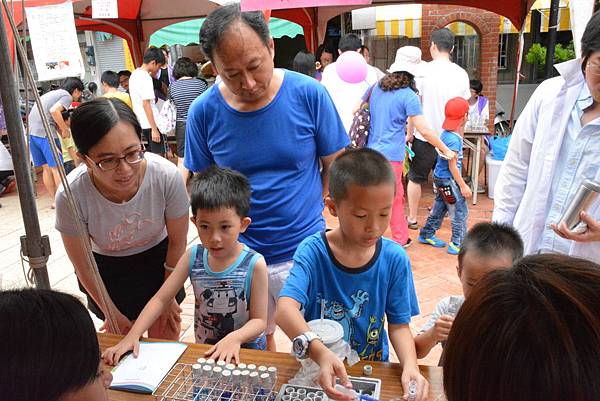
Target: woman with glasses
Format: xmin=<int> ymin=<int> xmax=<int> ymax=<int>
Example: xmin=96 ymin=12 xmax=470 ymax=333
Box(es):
xmin=493 ymin=11 xmax=600 ymax=263
xmin=55 ymin=97 xmax=190 ymax=339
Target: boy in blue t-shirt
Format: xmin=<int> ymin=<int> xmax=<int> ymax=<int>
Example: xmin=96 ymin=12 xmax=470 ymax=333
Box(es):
xmin=418 ymin=97 xmax=472 ymax=255
xmin=277 ymin=149 xmax=426 ymax=401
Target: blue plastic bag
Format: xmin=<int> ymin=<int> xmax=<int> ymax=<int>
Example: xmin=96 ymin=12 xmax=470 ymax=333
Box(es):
xmin=489 ymin=135 xmax=511 ymax=161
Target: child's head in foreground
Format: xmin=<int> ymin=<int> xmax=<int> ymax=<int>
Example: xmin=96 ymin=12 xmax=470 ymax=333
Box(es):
xmin=327 ymin=148 xmax=396 ymax=247
xmin=457 ymin=222 xmax=524 ymax=298
xmin=190 ymin=165 xmax=252 ymax=257
xmin=0 ymin=288 xmax=112 ymax=401
xmin=444 ymin=253 xmax=600 ymax=401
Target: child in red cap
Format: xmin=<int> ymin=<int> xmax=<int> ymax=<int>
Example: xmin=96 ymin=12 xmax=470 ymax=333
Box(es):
xmin=418 ymin=97 xmax=472 ymax=255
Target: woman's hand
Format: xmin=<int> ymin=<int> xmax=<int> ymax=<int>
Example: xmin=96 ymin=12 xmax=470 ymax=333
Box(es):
xmin=102 ymin=335 xmax=140 ymax=366
xmin=551 ymin=211 xmax=600 ymax=243
xmin=99 ymin=310 xmax=133 ymax=335
xmin=204 ymin=333 xmax=242 ymax=364
xmin=156 ymin=299 xmax=182 ymax=338
xmin=401 ymin=365 xmax=429 ymax=401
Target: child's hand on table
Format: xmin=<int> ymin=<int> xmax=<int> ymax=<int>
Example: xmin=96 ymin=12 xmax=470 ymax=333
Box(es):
xmin=313 ymin=346 xmax=354 ymax=401
xmin=204 ymin=333 xmax=242 ymax=364
xmin=102 ymin=335 xmax=140 ymax=366
xmin=401 ymin=366 xmax=429 ymax=401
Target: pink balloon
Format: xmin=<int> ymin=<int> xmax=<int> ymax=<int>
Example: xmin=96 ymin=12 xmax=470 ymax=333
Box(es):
xmin=335 ymin=51 xmax=368 ymax=84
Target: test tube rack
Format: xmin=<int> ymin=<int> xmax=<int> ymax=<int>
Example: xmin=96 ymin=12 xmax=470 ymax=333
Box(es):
xmin=276 ymin=377 xmax=381 ymax=401
xmin=154 ymin=363 xmax=278 ymax=401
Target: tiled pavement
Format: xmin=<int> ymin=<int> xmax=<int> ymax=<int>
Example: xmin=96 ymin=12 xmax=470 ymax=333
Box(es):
xmin=0 ymin=174 xmax=494 ymax=367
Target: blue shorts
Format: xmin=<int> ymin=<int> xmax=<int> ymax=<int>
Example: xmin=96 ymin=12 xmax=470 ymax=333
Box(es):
xmin=29 ymin=136 xmax=62 ymax=168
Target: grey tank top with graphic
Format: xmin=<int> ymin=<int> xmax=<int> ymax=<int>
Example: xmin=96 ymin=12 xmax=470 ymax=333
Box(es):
xmin=189 ymin=244 xmax=264 ymax=347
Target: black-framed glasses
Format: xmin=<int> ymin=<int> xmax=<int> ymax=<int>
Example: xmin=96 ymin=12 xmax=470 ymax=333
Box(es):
xmin=88 ymin=148 xmax=145 ymax=171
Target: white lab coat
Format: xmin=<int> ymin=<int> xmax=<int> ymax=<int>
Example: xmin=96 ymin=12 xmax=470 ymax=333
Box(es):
xmin=493 ymin=58 xmax=600 ymax=263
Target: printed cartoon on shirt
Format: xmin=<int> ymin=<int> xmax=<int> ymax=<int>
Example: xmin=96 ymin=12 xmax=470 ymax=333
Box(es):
xmin=318 ymin=289 xmax=369 ymax=347
xmin=359 ymin=316 xmax=384 ymax=360
xmin=195 ymin=280 xmax=245 ymax=344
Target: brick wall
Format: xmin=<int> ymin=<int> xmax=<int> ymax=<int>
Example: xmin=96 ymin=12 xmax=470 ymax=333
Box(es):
xmin=421 ymin=5 xmax=500 ymax=128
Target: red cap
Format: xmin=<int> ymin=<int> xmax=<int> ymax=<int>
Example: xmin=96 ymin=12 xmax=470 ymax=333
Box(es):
xmin=442 ymin=97 xmax=469 ymax=131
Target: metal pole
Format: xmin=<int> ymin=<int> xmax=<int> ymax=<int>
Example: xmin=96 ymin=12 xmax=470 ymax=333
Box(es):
xmin=0 ymin=3 xmax=50 ymax=289
xmin=544 ymin=0 xmax=560 ymax=79
xmin=530 ymin=9 xmax=542 ymax=82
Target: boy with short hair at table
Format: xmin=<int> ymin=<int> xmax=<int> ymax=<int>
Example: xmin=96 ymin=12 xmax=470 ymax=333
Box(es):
xmin=103 ymin=166 xmax=268 ymax=364
xmin=418 ymin=97 xmax=472 ymax=255
xmin=415 ymin=222 xmax=524 ymax=360
xmin=276 ymin=148 xmax=427 ymax=401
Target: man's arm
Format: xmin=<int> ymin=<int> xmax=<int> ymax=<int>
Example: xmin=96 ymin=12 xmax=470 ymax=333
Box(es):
xmin=142 ymin=99 xmax=161 ymax=143
xmin=49 ymin=103 xmax=69 ymax=138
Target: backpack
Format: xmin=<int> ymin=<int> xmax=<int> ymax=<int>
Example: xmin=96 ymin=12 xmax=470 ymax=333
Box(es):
xmin=348 ymin=84 xmax=376 ymax=148
xmin=157 ymin=97 xmax=177 ymax=135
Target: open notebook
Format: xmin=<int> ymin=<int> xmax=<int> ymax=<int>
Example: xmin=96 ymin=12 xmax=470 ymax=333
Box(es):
xmin=110 ymin=341 xmax=188 ymax=394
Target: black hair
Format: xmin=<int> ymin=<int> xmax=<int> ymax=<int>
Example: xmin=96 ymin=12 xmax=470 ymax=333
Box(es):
xmin=379 ymin=71 xmax=417 ymax=93
xmin=469 ymin=79 xmax=483 ymax=94
xmin=61 ymin=108 xmax=73 ymax=121
xmin=70 ymin=97 xmax=141 ymax=154
xmin=190 ymin=165 xmax=251 ymax=217
xmin=0 ymin=289 xmax=101 ymax=401
xmin=143 ymin=47 xmax=166 ymax=65
xmin=118 ymin=70 xmax=132 ymax=78
xmin=338 ymin=33 xmax=362 ymax=53
xmin=316 ymin=44 xmax=334 ymax=62
xmin=431 ymin=28 xmax=455 ymax=53
xmin=200 ymin=3 xmax=270 ymax=61
xmin=581 ymin=11 xmax=600 ymax=72
xmin=60 ymin=77 xmax=84 ymax=95
xmin=292 ymin=50 xmax=316 ymax=78
xmin=458 ymin=222 xmax=524 ymax=267
xmin=329 ymin=148 xmax=395 ymax=202
xmin=101 ymin=70 xmax=120 ymax=88
xmin=173 ymin=57 xmax=199 ymax=79
xmin=88 ymin=82 xmax=98 ymax=94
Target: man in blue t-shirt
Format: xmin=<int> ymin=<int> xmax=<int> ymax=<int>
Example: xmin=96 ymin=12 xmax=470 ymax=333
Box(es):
xmin=184 ymin=5 xmax=348 ymax=351
xmin=419 ymin=97 xmax=472 ymax=255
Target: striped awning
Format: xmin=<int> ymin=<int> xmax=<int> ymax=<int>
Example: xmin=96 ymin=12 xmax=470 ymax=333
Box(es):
xmin=370 ymin=2 xmax=572 ymax=38
xmin=499 ymin=7 xmax=571 ymax=34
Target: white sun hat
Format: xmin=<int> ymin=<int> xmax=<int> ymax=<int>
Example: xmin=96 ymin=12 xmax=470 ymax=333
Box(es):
xmin=388 ymin=46 xmax=425 ymax=77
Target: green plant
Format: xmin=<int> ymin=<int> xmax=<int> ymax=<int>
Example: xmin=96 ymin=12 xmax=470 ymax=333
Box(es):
xmin=525 ymin=41 xmax=576 ymax=73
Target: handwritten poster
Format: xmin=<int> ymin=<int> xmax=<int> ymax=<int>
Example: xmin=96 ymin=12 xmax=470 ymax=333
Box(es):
xmin=25 ymin=2 xmax=84 ymax=82
xmin=241 ymin=0 xmax=371 ymax=12
xmin=92 ymin=0 xmax=119 ymax=19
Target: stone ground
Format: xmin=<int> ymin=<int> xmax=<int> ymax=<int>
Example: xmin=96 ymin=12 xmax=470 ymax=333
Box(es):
xmin=0 ymin=172 xmax=493 ymax=366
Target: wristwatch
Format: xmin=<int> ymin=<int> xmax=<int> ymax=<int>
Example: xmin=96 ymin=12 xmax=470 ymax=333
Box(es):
xmin=292 ymin=331 xmax=321 ymax=360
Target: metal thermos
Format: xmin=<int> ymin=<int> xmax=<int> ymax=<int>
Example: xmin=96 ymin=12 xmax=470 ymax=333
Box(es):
xmin=558 ymin=179 xmax=600 ymax=233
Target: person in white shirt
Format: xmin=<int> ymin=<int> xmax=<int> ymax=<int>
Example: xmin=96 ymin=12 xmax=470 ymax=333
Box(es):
xmin=321 ymin=34 xmax=379 ymax=133
xmin=129 ymin=47 xmax=166 ymax=156
xmin=406 ymin=28 xmax=470 ymax=230
xmin=493 ymin=11 xmax=600 ymax=263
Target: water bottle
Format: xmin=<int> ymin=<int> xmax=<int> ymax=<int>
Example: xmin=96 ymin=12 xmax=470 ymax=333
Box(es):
xmin=558 ymin=179 xmax=600 ymax=233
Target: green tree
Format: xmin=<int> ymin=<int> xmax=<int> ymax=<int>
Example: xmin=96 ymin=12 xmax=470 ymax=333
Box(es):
xmin=525 ymin=41 xmax=576 ymax=73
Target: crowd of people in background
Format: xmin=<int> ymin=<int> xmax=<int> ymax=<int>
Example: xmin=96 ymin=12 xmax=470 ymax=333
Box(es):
xmin=1 ymin=4 xmax=600 ymax=401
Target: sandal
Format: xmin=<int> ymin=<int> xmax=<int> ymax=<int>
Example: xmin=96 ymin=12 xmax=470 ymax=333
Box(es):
xmin=407 ymin=219 xmax=418 ymax=230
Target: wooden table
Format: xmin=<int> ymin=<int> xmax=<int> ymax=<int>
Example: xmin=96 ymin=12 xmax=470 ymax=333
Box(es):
xmin=463 ymin=130 xmax=489 ymax=205
xmin=99 ymin=334 xmax=445 ymax=401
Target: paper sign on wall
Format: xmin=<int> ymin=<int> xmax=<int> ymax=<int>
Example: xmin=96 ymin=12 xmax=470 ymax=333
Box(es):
xmin=25 ymin=2 xmax=84 ymax=82
xmin=92 ymin=0 xmax=119 ymax=19
xmin=241 ymin=0 xmax=371 ymax=12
